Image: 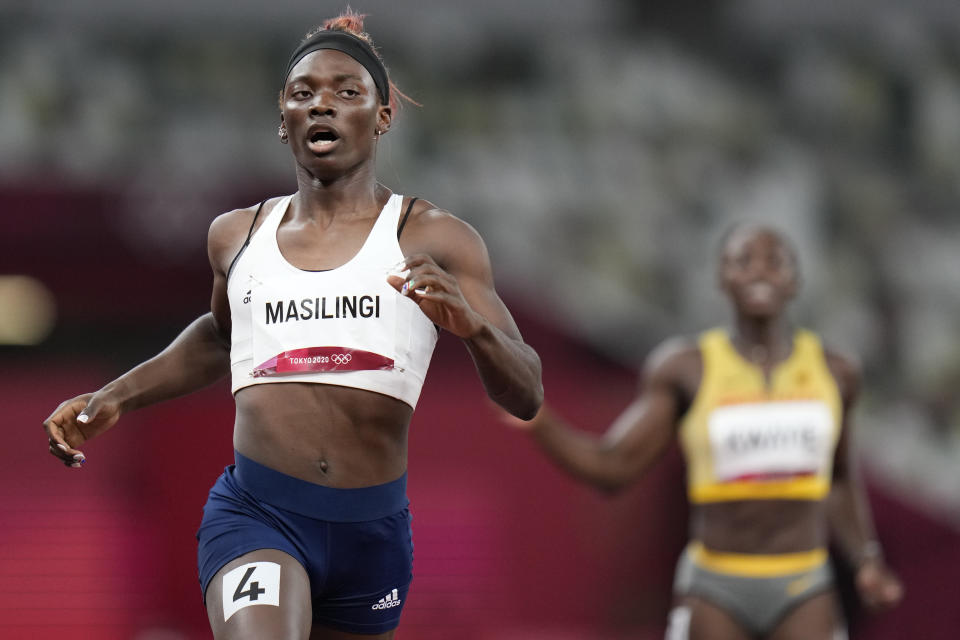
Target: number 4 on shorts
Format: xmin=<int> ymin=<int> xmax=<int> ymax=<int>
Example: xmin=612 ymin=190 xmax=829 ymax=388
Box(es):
xmin=222 ymin=561 xmax=282 ymax=621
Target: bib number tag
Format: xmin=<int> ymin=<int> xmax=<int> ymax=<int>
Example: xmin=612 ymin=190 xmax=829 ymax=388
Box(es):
xmin=250 ymin=278 xmax=398 ymax=377
xmin=708 ymin=401 xmax=833 ymax=482
xmin=222 ymin=562 xmax=281 ymax=621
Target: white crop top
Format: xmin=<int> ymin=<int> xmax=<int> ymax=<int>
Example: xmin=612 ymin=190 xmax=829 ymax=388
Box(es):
xmin=227 ymin=193 xmax=438 ymax=408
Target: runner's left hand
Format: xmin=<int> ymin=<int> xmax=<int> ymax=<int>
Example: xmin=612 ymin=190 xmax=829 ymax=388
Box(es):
xmin=855 ymin=559 xmax=903 ymax=612
xmin=387 ymin=254 xmax=484 ymax=339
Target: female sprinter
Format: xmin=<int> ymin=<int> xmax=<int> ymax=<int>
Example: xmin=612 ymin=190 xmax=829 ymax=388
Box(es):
xmin=511 ymin=225 xmax=900 ymax=640
xmin=43 ymin=11 xmax=542 ymax=640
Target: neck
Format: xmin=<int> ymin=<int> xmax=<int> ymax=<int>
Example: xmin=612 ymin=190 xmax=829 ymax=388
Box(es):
xmin=730 ymin=314 xmax=792 ymax=365
xmin=292 ymin=161 xmax=382 ymax=220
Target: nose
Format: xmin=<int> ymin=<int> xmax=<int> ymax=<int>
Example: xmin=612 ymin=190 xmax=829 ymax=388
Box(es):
xmin=746 ymin=257 xmax=765 ymax=277
xmin=309 ymin=91 xmax=336 ymax=118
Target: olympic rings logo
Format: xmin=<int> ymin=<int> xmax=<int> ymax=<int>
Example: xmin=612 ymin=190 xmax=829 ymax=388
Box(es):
xmin=330 ymin=353 xmax=353 ymax=365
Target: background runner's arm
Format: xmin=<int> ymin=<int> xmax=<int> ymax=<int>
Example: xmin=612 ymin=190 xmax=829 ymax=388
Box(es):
xmin=518 ymin=340 xmax=686 ymax=493
xmin=826 ymin=354 xmax=881 ymax=565
xmin=825 ymin=353 xmax=903 ymax=611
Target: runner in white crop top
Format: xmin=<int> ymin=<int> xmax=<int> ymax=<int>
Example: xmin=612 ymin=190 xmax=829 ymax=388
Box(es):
xmin=227 ymin=192 xmax=438 ymax=408
xmin=43 ymin=12 xmax=543 ymax=640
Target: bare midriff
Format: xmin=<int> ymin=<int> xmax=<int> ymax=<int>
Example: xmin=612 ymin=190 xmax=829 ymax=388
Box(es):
xmin=233 ymin=382 xmax=412 ymax=488
xmin=691 ymin=499 xmax=826 ymax=554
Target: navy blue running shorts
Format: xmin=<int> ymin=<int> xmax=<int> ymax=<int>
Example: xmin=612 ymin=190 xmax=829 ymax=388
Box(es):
xmin=196 ymin=451 xmax=413 ymax=634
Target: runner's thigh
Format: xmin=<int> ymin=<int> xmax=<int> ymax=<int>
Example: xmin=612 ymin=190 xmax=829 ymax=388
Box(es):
xmin=205 ymin=548 xmax=312 ymax=640
xmin=768 ymin=590 xmax=845 ymax=640
xmin=667 ymin=596 xmax=752 ymax=640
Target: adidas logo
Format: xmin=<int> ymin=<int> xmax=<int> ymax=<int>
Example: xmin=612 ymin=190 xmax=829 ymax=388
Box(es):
xmin=371 ymin=588 xmax=402 ymax=610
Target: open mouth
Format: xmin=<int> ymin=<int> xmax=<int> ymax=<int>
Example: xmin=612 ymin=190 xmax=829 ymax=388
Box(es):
xmin=744 ymin=281 xmax=776 ymax=303
xmin=311 ymin=131 xmax=338 ymax=144
xmin=307 ymin=128 xmax=340 ymax=152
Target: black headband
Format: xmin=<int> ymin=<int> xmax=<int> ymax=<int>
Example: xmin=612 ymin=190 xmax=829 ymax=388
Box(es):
xmin=283 ymin=30 xmax=390 ymax=105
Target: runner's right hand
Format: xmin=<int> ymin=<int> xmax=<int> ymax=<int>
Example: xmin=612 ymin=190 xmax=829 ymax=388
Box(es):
xmin=43 ymin=391 xmax=122 ymax=468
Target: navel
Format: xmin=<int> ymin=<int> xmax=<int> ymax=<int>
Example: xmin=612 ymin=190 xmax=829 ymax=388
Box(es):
xmin=317 ymin=458 xmax=329 ymax=474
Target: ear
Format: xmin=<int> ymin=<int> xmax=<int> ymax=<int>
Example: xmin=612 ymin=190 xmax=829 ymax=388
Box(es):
xmin=376 ymin=105 xmax=393 ymax=135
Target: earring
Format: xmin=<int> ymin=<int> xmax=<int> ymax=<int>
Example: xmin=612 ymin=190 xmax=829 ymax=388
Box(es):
xmin=278 ymin=125 xmax=288 ymax=144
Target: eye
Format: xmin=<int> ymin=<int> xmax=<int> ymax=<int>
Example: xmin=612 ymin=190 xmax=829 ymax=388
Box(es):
xmin=289 ymin=88 xmax=312 ymax=100
xmin=338 ymin=88 xmax=360 ymax=98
